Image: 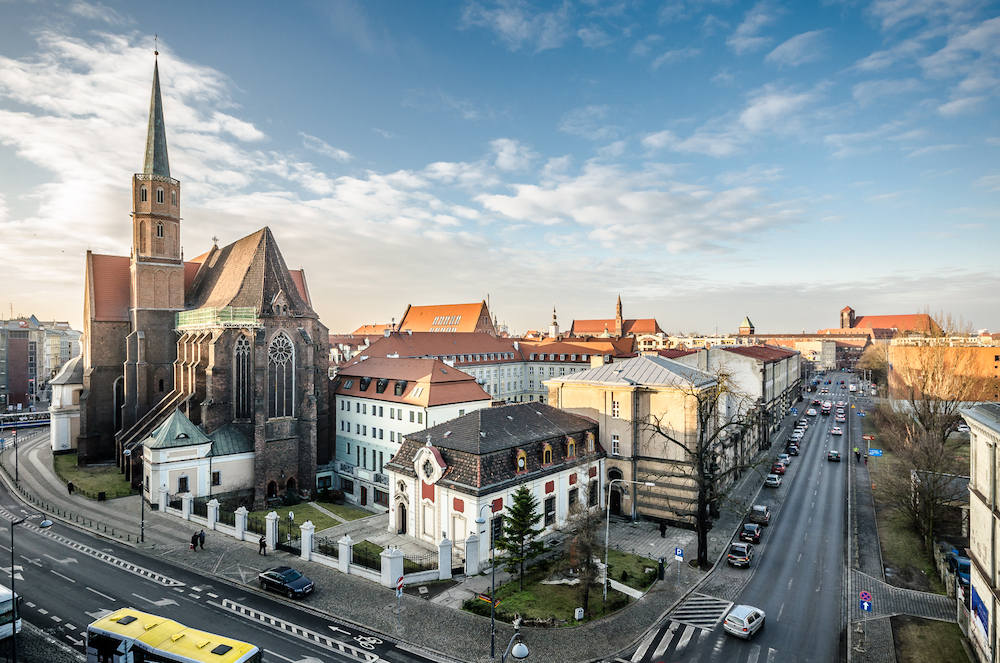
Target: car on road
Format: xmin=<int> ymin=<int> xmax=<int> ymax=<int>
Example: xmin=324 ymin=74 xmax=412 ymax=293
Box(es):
xmin=811 ymin=399 xmax=821 ymax=406
xmin=831 ymin=427 xmax=843 ymax=436
xmin=836 ymin=414 xmax=846 ymax=423
xmin=749 ymin=504 xmax=771 ymax=526
xmin=785 ymin=443 xmax=799 ymax=456
xmin=789 ymin=431 xmax=803 ymax=442
xmin=771 ymin=462 xmax=786 ymax=475
xmin=739 ymin=523 xmax=763 ymax=543
xmin=807 ymin=408 xmax=817 ymax=416
xmin=777 ymin=453 xmax=791 ymax=466
xmin=827 ymin=450 xmax=841 ymax=461
xmin=724 ymin=604 xmax=765 ymax=639
xmin=765 ymin=473 xmax=782 ymax=487
xmin=799 ymin=418 xmax=808 ymax=427
xmin=259 ymin=566 xmax=315 ymax=598
xmin=727 ymin=542 xmax=754 ymax=567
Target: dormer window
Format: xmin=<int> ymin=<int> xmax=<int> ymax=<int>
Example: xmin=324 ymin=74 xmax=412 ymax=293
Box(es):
xmin=567 ymin=438 xmax=576 ymax=457
xmin=156 ymin=222 xmax=164 ymax=238
xmin=376 ymin=378 xmax=388 ymax=394
xmin=176 ymin=433 xmax=188 ymax=440
xmin=156 ymin=187 xmax=164 ymax=204
xmin=542 ymin=443 xmax=553 ymax=465
xmin=359 ymin=377 xmax=372 ymax=391
xmin=140 ymin=185 xmax=147 ymax=202
xmin=343 ymin=379 xmax=354 ymax=389
xmin=515 ymin=449 xmax=528 ymax=474
xmin=394 ymin=380 xmax=407 ymax=396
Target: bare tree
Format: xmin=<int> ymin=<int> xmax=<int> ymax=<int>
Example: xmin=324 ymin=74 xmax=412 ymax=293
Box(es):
xmin=856 ymin=343 xmax=889 ymax=388
xmin=560 ymin=503 xmax=604 ymax=618
xmin=636 ymin=368 xmax=766 ymax=569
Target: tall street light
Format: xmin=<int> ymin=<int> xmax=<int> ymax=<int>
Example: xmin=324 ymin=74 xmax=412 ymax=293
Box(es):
xmin=604 ymin=478 xmax=655 ymax=603
xmin=123 ymin=442 xmax=145 ymax=543
xmin=10 ymin=516 xmax=52 ymax=662
xmin=475 ymin=504 xmax=497 ymax=659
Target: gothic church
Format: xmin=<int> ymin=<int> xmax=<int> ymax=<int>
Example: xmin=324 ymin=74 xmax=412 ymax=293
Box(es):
xmin=78 ymin=58 xmax=331 ymax=507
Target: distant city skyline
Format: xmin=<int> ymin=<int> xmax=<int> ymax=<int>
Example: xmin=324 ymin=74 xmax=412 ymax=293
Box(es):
xmin=1 ymin=1 xmax=998 ymax=336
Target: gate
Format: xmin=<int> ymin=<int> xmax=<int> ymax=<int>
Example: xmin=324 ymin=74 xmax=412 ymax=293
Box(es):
xmin=276 ymin=514 xmax=300 ymax=554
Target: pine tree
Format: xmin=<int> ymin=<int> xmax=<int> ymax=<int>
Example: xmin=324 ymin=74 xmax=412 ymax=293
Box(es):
xmin=496 ymin=484 xmax=546 ymax=591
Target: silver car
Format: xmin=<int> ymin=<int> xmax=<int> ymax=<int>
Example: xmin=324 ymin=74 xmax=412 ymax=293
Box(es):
xmin=724 ymin=604 xmax=765 ymax=639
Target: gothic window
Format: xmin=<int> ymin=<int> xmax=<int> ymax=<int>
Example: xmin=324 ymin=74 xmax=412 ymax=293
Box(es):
xmin=140 ymin=186 xmax=147 ymax=202
xmin=156 ymin=222 xmax=164 ymax=238
xmin=139 ymin=221 xmax=147 ymax=253
xmin=171 ymin=190 xmax=177 ymax=206
xmin=267 ymin=332 xmax=294 ymax=418
xmin=156 ymin=187 xmax=164 ymax=204
xmin=234 ymin=335 xmax=253 ymax=420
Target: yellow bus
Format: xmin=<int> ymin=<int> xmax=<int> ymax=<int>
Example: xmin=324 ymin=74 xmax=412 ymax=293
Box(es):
xmin=86 ymin=608 xmax=261 ymax=663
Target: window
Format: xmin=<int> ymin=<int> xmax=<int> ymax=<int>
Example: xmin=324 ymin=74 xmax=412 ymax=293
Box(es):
xmin=356 ymin=423 xmax=360 ymax=433
xmin=376 ymin=378 xmax=388 ymax=394
xmin=390 ymin=431 xmax=395 ymax=442
xmin=341 ymin=478 xmax=354 ymax=493
xmin=346 ymin=443 xmax=351 ymax=455
xmin=568 ymin=488 xmax=578 ymax=508
xmin=171 ymin=190 xmax=177 ymax=206
xmin=234 ymin=335 xmax=253 ymax=419
xmin=158 ymin=379 xmax=164 ymax=392
xmin=567 ymin=439 xmax=576 ymax=457
xmin=548 ymin=367 xmax=555 ymax=377
xmin=612 ymin=400 xmax=620 ymax=418
xmin=363 ymin=404 xmax=367 ymax=414
xmin=410 ymin=411 xmax=415 ymax=422
xmin=363 ymin=448 xmax=367 ymax=469
xmin=379 ymin=406 xmax=383 ymax=417
xmin=417 ymin=412 xmax=423 ymax=424
xmin=156 ymin=187 xmax=164 ymax=204
xmin=491 ymin=515 xmax=504 ymax=549
xmin=379 ymin=451 xmax=384 ymax=473
xmin=267 ymin=333 xmax=294 ymax=418
xmin=458 ymin=409 xmax=465 ymax=416
xmin=356 ymin=403 xmax=360 ymax=413
xmin=156 ymin=222 xmax=164 ymax=238
xmin=178 ymin=476 xmax=189 ymax=493
xmin=211 ymin=471 xmax=221 ymax=487
xmin=379 ymin=428 xmax=384 ymax=439
xmin=612 ymin=434 xmax=620 ymax=455
xmin=140 ymin=185 xmax=147 ymax=202
xmin=543 ymin=445 xmax=552 ymax=465
xmin=589 ymin=482 xmax=598 ymax=507
xmin=344 ymin=379 xmax=354 ymax=389
xmin=359 ymin=377 xmax=371 ymax=391
xmin=374 ymin=489 xmax=389 ymax=506
xmin=362 ymin=425 xmax=367 ymax=435
xmin=544 ymin=497 xmax=555 ymax=526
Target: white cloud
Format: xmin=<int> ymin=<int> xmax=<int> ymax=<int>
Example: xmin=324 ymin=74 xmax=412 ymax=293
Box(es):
xmin=938 ymin=95 xmax=987 ymax=115
xmin=578 ymin=25 xmax=613 ymax=48
xmin=558 ymin=105 xmax=620 ymax=141
xmin=651 ymin=47 xmax=701 ymax=69
xmin=716 ymin=165 xmax=785 ymax=186
xmin=765 ymin=30 xmax=827 ymax=67
xmin=739 ymin=85 xmax=818 ymax=133
xmin=726 ymin=2 xmax=779 ymax=55
xmin=491 ymin=138 xmax=537 ymax=171
xmin=907 ymin=143 xmax=962 ymax=157
xmin=68 ymin=1 xmax=132 ymax=26
xmin=461 ymin=1 xmax=573 ymax=52
xmin=974 ymin=174 xmax=1000 ymax=191
xmin=852 ymin=78 xmax=926 ymax=106
xmin=868 ymin=0 xmax=983 ymax=31
xmin=631 ymin=34 xmax=662 ymax=57
xmin=300 ymin=133 xmax=352 ymax=162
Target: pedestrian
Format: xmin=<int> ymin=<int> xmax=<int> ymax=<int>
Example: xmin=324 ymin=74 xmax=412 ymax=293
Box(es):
xmin=198 ymin=529 xmax=206 ymax=550
xmin=258 ymin=535 xmax=267 ymax=556
xmin=191 ymin=533 xmax=199 ymax=551
xmin=67 ymin=481 xmax=74 ymax=495
xmin=659 ymin=521 xmax=666 ymax=539
xmin=854 ymin=446 xmax=860 ymax=462
xmin=864 ymin=453 xmax=868 ymax=465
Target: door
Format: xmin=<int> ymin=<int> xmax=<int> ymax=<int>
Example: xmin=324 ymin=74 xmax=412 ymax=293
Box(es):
xmin=610 ymin=487 xmax=622 ymax=517
xmin=360 ymin=486 xmax=367 ymax=506
xmin=397 ymin=503 xmax=407 ymax=534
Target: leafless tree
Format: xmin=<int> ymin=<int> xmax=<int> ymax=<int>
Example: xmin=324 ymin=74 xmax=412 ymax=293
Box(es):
xmin=560 ymin=503 xmax=605 ymax=617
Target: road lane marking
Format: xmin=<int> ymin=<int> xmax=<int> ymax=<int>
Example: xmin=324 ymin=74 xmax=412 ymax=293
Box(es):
xmin=677 ymin=625 xmax=695 ymax=650
xmin=797 ymin=553 xmax=802 ymax=562
xmin=38 ymin=609 xmax=48 ymax=615
xmin=778 ymin=603 xmax=784 ymax=620
xmin=747 ymin=644 xmax=761 ymax=663
xmin=50 ymin=570 xmax=75 ymax=583
xmin=86 ymin=587 xmax=115 ymax=601
xmin=632 ymin=627 xmax=659 ymax=661
xmin=51 ymin=615 xmax=62 ymax=622
xmin=767 ymin=647 xmax=780 ymax=663
xmin=651 ymin=622 xmax=680 ymax=659
xmin=65 ymin=623 xmax=76 ymax=630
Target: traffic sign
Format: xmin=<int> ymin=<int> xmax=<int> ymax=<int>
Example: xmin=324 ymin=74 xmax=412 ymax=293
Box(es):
xmin=862 ymin=435 xmax=874 ymax=441
xmin=860 ymin=591 xmax=872 ymax=602
xmin=869 ymin=449 xmax=883 ymax=457
xmin=397 ymin=576 xmax=404 ymax=590
xmin=791 ymin=407 xmax=798 ymax=415
xmin=860 ymin=600 xmax=872 ymax=612
xmin=674 ymin=547 xmax=683 ymax=561
xmin=857 ymin=412 xmax=866 ymax=417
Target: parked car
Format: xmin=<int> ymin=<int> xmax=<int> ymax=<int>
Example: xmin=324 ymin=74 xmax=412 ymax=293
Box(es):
xmin=956 ymin=424 xmax=970 ymax=433
xmin=799 ymin=418 xmax=808 ymax=427
xmin=947 ymin=550 xmax=971 ymax=588
xmin=790 ymin=431 xmax=803 ymax=442
xmin=765 ymin=473 xmax=782 ymax=487
xmin=771 ymin=462 xmax=786 ymax=475
xmin=777 ymin=453 xmax=791 ymax=466
xmin=785 ymin=443 xmax=799 ymax=456
xmin=749 ymin=504 xmax=771 ymax=526
xmin=831 ymin=427 xmax=843 ymax=436
xmin=259 ymin=566 xmax=315 ymax=598
xmin=827 ymin=450 xmax=841 ymax=461
xmin=724 ymin=604 xmax=765 ymax=639
xmin=727 ymin=542 xmax=754 ymax=567
xmin=739 ymin=523 xmax=762 ymax=543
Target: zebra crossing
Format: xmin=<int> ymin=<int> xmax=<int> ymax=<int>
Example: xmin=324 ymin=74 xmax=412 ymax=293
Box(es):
xmin=669 ymin=593 xmax=733 ymax=629
xmin=630 ymin=620 xmax=791 ymax=663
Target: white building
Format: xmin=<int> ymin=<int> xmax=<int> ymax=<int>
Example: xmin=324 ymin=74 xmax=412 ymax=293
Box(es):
xmin=48 ymin=355 xmax=83 ymax=452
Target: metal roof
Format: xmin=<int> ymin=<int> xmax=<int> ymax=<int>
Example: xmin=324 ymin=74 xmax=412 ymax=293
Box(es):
xmin=549 ymin=354 xmax=716 ymax=389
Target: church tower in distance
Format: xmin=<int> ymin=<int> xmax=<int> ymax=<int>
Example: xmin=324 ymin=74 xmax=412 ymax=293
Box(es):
xmin=123 ymin=56 xmax=184 ymax=433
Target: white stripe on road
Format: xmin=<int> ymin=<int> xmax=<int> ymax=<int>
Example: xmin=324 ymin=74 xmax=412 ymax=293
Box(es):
xmin=86 ymin=587 xmax=115 ymax=601
xmin=747 ymin=643 xmax=761 ymax=663
xmin=766 ymin=647 xmax=780 ymax=663
xmin=677 ymin=624 xmax=695 ymax=650
xmin=631 ymin=627 xmax=659 ymax=661
xmin=51 ymin=570 xmax=75 ymax=583
xmin=651 ymin=622 xmax=680 ymax=659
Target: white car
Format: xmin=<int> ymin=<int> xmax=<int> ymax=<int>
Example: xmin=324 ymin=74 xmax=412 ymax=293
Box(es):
xmin=807 ymin=408 xmax=817 ymax=416
xmin=777 ymin=453 xmax=791 ymax=466
xmin=724 ymin=605 xmax=765 ymax=639
xmin=765 ymin=473 xmax=782 ymax=488
xmin=831 ymin=427 xmax=843 ymax=435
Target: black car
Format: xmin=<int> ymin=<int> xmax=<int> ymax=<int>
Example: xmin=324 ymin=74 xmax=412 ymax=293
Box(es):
xmin=739 ymin=523 xmax=762 ymax=543
xmin=259 ymin=566 xmax=314 ymax=598
xmin=785 ymin=443 xmax=799 ymax=456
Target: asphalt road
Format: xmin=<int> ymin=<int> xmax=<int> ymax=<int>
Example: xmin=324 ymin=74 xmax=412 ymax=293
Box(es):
xmin=0 ymin=474 xmax=435 ymax=663
xmin=631 ymin=377 xmax=858 ymax=663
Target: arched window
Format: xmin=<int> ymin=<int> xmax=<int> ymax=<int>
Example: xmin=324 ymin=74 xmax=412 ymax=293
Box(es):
xmin=268 ymin=332 xmax=294 ymax=418
xmin=234 ymin=335 xmax=253 ymax=419
xmin=171 ymin=190 xmax=177 ymax=206
xmin=156 ymin=222 xmax=164 ymax=238
xmin=158 ymin=379 xmax=164 ymax=392
xmin=140 ymin=186 xmax=147 ymax=202
xmin=156 ymin=187 xmax=164 ymax=204
xmin=542 ymin=444 xmax=553 ymax=465
xmin=139 ymin=221 xmax=147 ymax=253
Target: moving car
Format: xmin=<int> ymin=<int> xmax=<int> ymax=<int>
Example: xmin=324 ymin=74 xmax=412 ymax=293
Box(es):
xmin=727 ymin=542 xmax=754 ymax=567
xmin=724 ymin=605 xmax=765 ymax=639
xmin=827 ymin=450 xmax=841 ymax=461
xmin=836 ymin=414 xmax=846 ymax=423
xmin=831 ymin=427 xmax=843 ymax=436
xmin=258 ymin=566 xmax=315 ymax=598
xmin=749 ymin=504 xmax=771 ymax=526
xmin=807 ymin=408 xmax=818 ymax=417
xmin=811 ymin=399 xmax=821 ymax=406
xmin=739 ymin=523 xmax=762 ymax=543
xmin=765 ymin=473 xmax=782 ymax=487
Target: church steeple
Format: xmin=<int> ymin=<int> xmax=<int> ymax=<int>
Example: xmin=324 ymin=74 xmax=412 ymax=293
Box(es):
xmin=143 ymin=57 xmax=170 ymax=178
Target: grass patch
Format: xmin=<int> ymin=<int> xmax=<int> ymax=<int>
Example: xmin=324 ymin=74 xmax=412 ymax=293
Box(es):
xmin=248 ymin=502 xmax=341 ymax=532
xmin=51 ymin=453 xmax=134 ymax=499
xmin=606 ymin=549 xmax=659 ymax=590
xmin=315 ymin=500 xmax=371 ymax=522
xmin=894 ymin=616 xmax=968 ymax=663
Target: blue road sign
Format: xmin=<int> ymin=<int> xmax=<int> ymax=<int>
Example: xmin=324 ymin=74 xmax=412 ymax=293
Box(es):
xmin=791 ymin=407 xmax=798 ymax=415
xmin=869 ymin=449 xmax=883 ymax=457
xmin=675 ymin=547 xmax=683 ymax=557
xmin=860 ymin=600 xmax=872 ymax=612
xmin=857 ymin=412 xmax=866 ymax=417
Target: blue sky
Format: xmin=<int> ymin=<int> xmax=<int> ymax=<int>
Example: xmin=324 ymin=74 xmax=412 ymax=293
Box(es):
xmin=1 ymin=0 xmax=998 ymax=335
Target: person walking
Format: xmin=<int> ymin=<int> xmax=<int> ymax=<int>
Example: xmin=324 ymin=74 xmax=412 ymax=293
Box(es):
xmin=854 ymin=446 xmax=860 ymax=462
xmin=864 ymin=453 xmax=868 ymax=466
xmin=191 ymin=532 xmax=199 ymax=551
xmin=198 ymin=529 xmax=206 ymax=550
xmin=67 ymin=481 xmax=74 ymax=495
xmin=258 ymin=535 xmax=267 ymax=556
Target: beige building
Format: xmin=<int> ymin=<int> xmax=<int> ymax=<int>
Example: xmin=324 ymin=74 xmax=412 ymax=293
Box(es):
xmin=546 ymin=355 xmax=720 ymax=526
xmin=963 ymin=403 xmax=1000 ymax=663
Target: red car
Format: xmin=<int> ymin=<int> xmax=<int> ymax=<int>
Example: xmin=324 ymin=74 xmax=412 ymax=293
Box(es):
xmin=771 ymin=462 xmax=786 ymax=475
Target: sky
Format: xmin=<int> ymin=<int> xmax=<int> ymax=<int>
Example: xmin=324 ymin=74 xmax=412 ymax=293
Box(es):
xmin=0 ymin=0 xmax=998 ymax=337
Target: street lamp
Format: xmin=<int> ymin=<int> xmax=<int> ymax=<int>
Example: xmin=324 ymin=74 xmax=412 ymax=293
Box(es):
xmin=123 ymin=442 xmax=145 ymax=543
xmin=475 ymin=504 xmax=497 ymax=659
xmin=500 ymin=627 xmax=529 ymax=662
xmin=604 ymin=478 xmax=655 ymax=602
xmin=10 ymin=516 xmax=52 ymax=662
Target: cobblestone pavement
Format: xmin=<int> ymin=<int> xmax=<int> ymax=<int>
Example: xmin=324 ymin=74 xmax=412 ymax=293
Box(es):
xmin=850 ymin=569 xmax=957 ymax=623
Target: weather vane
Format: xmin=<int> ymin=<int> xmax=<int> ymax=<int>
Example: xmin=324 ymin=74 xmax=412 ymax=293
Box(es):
xmin=154 ymin=34 xmax=158 ymax=58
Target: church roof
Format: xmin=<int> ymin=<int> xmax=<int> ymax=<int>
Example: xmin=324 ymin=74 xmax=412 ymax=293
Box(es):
xmin=207 ymin=424 xmax=254 ymax=456
xmin=145 ymin=409 xmax=211 ymax=449
xmin=398 ymin=302 xmax=493 ymax=334
xmin=569 ymin=318 xmax=663 ymax=336
xmin=852 ymin=314 xmax=939 ymax=334
xmin=185 ymin=227 xmax=317 ymax=317
xmin=143 ymin=60 xmax=170 ymax=178
xmin=87 ymin=253 xmax=132 ymax=322
xmin=740 ymin=316 xmax=754 ymax=328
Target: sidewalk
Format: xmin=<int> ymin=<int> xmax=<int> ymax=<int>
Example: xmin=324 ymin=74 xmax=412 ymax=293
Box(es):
xmin=3 ymin=424 xmax=791 ymax=663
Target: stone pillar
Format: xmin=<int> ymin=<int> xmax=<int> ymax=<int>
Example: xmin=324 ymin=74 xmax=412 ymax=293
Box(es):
xmin=381 ymin=546 xmax=404 ymax=589
xmin=465 ymin=533 xmax=480 ymax=576
xmin=338 ymin=535 xmax=352 ymax=574
xmin=159 ymin=486 xmax=168 ymax=512
xmin=300 ymin=521 xmax=315 ymax=562
xmin=234 ymin=506 xmax=248 ymax=540
xmin=265 ymin=511 xmax=279 ymax=552
xmin=438 ymin=536 xmax=453 ymax=581
xmin=181 ymin=493 xmax=193 ymax=520
xmin=207 ymin=499 xmax=219 ymax=530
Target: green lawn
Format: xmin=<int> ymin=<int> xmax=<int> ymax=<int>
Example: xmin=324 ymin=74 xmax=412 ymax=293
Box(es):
xmin=895 ymin=617 xmax=968 ymax=663
xmin=314 ymin=500 xmax=371 ymax=522
xmin=248 ymin=502 xmax=341 ymax=532
xmin=606 ymin=549 xmax=659 ymax=590
xmin=51 ymin=453 xmax=134 ymax=499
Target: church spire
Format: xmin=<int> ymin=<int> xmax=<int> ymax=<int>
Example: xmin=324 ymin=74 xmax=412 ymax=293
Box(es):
xmin=143 ymin=55 xmax=170 ymax=178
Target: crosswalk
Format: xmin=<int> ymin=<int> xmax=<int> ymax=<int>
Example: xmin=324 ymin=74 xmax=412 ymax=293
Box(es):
xmin=629 ymin=621 xmax=792 ymax=663
xmin=669 ymin=593 xmax=733 ymax=630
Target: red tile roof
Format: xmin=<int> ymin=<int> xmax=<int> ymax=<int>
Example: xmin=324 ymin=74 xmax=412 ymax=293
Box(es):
xmin=89 ymin=254 xmax=131 ymax=322
xmin=852 ymin=314 xmax=939 ymax=334
xmin=351 ymin=324 xmax=392 ymax=335
xmin=335 ymin=357 xmax=490 ymax=407
xmin=569 ymin=318 xmax=663 ymax=336
xmin=399 ymin=301 xmax=494 ymax=334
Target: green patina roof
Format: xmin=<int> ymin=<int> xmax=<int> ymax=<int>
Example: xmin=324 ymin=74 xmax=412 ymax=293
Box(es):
xmin=143 ymin=60 xmax=170 ymax=178
xmin=207 ymin=424 xmax=254 ymax=456
xmin=741 ymin=316 xmax=754 ymax=328
xmin=145 ymin=409 xmax=210 ymax=449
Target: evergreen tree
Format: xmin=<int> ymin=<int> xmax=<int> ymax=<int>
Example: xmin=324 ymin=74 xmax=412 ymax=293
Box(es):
xmin=496 ymin=484 xmax=546 ymax=590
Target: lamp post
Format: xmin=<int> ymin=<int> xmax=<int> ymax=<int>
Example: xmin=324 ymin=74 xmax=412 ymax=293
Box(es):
xmin=12 ymin=429 xmax=17 ymax=483
xmin=475 ymin=504 xmax=497 ymax=659
xmin=123 ymin=442 xmax=145 ymax=543
xmin=10 ymin=516 xmax=52 ymax=662
xmin=604 ymin=478 xmax=655 ymax=602
xmin=499 ymin=625 xmax=529 ymax=662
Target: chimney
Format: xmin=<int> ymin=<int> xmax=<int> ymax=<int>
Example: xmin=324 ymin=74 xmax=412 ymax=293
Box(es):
xmin=591 ymin=354 xmax=605 ymax=369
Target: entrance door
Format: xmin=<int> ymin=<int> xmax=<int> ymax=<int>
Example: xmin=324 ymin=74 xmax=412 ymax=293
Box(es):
xmin=397 ymin=503 xmax=407 ymax=534
xmin=361 ymin=486 xmax=368 ymax=506
xmin=610 ymin=488 xmax=622 ymax=517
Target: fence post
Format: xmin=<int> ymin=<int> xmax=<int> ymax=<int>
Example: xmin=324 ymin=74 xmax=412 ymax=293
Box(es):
xmin=438 ymin=535 xmax=453 ymax=581
xmin=234 ymin=506 xmax=248 ymax=541
xmin=381 ymin=546 xmax=404 ymax=588
xmin=207 ymin=499 xmax=220 ymax=531
xmin=299 ymin=521 xmax=315 ymax=562
xmin=159 ymin=488 xmax=168 ymax=512
xmin=181 ymin=493 xmax=193 ymax=521
xmin=265 ymin=511 xmax=279 ymax=552
xmin=338 ymin=535 xmax=352 ymax=574
xmin=465 ymin=532 xmax=480 ymax=576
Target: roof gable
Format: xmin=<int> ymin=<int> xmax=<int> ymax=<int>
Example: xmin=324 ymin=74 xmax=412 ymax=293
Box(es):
xmin=145 ymin=409 xmax=211 ymax=449
xmin=88 ymin=254 xmax=131 ymax=322
xmin=398 ymin=302 xmax=492 ymax=333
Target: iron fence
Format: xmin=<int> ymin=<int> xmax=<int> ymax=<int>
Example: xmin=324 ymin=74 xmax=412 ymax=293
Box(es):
xmin=352 ymin=545 xmax=381 ymax=571
xmin=402 ymin=549 xmax=438 ymax=573
xmin=246 ymin=515 xmax=266 ymax=535
xmin=218 ymin=509 xmax=236 ymax=527
xmin=314 ymin=536 xmax=339 ymax=558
